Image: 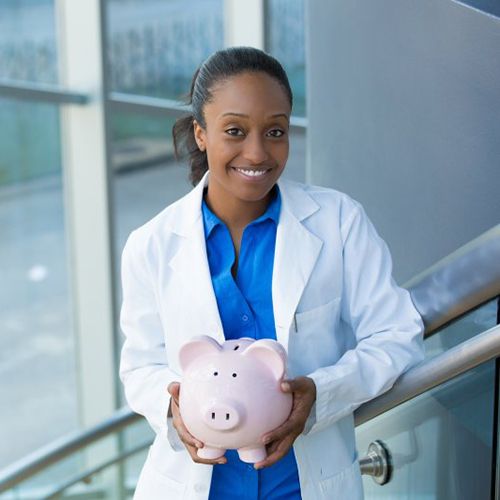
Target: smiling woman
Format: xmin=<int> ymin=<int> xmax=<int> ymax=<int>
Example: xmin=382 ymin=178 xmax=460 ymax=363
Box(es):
xmin=194 ymin=72 xmax=290 ymax=220
xmin=119 ymin=46 xmax=425 ymax=500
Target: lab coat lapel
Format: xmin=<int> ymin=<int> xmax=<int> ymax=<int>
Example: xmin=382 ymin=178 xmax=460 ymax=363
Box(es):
xmin=273 ymin=180 xmax=323 ymax=350
xmin=167 ymin=172 xmax=225 ymax=345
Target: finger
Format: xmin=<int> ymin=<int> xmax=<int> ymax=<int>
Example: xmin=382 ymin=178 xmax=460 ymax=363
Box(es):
xmin=184 ymin=442 xmax=227 ymax=465
xmin=261 ymin=417 xmax=298 ymax=445
xmin=254 ymin=436 xmax=295 ymax=470
xmin=173 ymin=416 xmax=204 ymax=449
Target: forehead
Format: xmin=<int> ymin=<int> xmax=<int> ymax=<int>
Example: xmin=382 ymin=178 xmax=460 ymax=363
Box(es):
xmin=204 ymin=71 xmax=291 ymax=120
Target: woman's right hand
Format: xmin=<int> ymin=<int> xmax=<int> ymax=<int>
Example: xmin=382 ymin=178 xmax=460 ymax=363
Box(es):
xmin=167 ymin=382 xmax=227 ymax=465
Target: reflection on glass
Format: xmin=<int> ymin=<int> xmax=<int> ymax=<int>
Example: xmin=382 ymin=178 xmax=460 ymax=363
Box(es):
xmin=0 ymin=99 xmax=78 ymax=469
xmin=0 ymin=0 xmax=58 ymax=84
xmin=266 ymin=0 xmax=306 ymax=117
xmin=107 ymin=0 xmax=224 ymax=100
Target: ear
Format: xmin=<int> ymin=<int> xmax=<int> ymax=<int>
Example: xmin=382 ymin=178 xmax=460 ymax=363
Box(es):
xmin=242 ymin=339 xmax=287 ymax=380
xmin=179 ymin=335 xmax=221 ymax=372
xmin=193 ymin=119 xmax=206 ymax=152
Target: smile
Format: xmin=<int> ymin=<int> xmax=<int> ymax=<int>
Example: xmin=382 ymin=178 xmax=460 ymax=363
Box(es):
xmin=232 ymin=167 xmax=271 ymax=179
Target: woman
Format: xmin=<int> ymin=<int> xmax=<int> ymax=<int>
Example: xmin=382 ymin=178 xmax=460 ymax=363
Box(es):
xmin=119 ymin=47 xmax=424 ymax=500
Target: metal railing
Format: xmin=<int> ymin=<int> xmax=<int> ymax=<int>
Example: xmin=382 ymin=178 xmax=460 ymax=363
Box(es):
xmin=0 ymin=224 xmax=499 ymax=494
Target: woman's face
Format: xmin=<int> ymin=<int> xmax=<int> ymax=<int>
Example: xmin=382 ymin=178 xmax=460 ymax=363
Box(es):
xmin=193 ymin=71 xmax=291 ymax=205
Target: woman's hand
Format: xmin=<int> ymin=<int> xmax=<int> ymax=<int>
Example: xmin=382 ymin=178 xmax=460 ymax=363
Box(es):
xmin=254 ymin=376 xmax=317 ymax=470
xmin=167 ymin=382 xmax=227 ymax=465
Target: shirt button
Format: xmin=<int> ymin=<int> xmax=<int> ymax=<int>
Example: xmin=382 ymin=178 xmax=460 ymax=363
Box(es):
xmin=242 ymin=314 xmax=249 ymax=322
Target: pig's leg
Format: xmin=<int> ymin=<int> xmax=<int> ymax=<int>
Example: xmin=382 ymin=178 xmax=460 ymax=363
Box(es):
xmin=237 ymin=446 xmax=267 ymax=463
xmin=197 ymin=446 xmax=226 ymax=460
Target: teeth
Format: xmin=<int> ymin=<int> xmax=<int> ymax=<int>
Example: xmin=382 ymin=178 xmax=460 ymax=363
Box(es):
xmin=235 ymin=168 xmax=267 ymax=177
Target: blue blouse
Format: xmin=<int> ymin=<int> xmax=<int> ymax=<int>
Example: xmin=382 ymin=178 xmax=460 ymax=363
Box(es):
xmin=201 ymin=187 xmax=302 ymax=500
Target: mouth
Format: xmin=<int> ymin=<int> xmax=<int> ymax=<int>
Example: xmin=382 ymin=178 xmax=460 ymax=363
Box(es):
xmin=231 ymin=166 xmax=272 ymax=180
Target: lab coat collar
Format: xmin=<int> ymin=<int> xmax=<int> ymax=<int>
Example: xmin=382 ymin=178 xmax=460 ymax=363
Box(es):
xmin=167 ymin=170 xmax=323 ymax=350
xmin=167 ymin=170 xmax=320 ymax=237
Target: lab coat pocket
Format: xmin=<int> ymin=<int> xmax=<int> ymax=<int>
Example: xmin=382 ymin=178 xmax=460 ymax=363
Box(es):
xmin=288 ymin=297 xmax=343 ymax=375
xmin=134 ymin=449 xmax=186 ymax=499
xmin=318 ymin=453 xmax=364 ymax=499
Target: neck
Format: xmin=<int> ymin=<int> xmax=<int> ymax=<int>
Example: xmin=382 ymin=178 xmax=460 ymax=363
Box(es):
xmin=204 ymin=184 xmax=275 ymax=230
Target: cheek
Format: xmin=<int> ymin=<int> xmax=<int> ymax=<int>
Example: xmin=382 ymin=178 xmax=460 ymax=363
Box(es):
xmin=206 ymin=139 xmax=238 ymax=165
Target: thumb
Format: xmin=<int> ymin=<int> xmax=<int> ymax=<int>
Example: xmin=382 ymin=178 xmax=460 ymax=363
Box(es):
xmin=281 ymin=378 xmax=296 ymax=393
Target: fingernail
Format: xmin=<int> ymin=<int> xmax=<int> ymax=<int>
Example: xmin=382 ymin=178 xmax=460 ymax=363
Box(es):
xmin=263 ymin=436 xmax=270 ymax=444
xmin=281 ymin=382 xmax=290 ymax=391
xmin=254 ymin=464 xmax=262 ymax=470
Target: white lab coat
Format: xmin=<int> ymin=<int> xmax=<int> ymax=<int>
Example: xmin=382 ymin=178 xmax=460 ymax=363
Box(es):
xmin=119 ymin=171 xmax=424 ymax=500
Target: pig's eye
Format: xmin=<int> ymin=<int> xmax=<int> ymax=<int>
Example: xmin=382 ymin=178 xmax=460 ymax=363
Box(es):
xmin=232 ymin=373 xmax=237 ymax=378
xmin=234 ymin=345 xmax=239 ymax=351
xmin=213 ymin=372 xmax=218 ymax=376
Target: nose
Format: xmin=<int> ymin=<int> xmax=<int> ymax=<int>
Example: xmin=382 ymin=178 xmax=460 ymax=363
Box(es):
xmin=242 ymin=134 xmax=268 ymax=165
xmin=203 ymin=402 xmax=242 ymax=431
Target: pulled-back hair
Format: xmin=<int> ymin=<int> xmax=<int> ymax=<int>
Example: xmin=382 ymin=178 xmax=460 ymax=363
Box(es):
xmin=172 ymin=46 xmax=293 ymax=186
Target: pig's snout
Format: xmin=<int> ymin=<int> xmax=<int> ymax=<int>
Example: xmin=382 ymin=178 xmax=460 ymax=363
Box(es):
xmin=203 ymin=402 xmax=242 ymax=431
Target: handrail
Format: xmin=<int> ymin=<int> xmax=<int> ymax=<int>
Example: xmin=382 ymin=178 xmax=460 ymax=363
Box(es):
xmin=43 ymin=441 xmax=150 ymax=500
xmin=0 ymin=225 xmax=499 ymax=492
xmin=0 ymin=407 xmax=140 ymax=493
xmin=354 ymin=323 xmax=500 ymax=426
xmin=406 ymin=224 xmax=500 ymax=336
xmin=0 ymin=79 xmax=89 ymax=105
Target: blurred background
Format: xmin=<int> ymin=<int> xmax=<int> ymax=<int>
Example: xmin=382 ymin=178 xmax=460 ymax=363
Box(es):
xmin=1 ymin=0 xmax=499 ymax=498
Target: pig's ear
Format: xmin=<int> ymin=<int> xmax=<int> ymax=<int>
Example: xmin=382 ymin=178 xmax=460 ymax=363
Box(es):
xmin=179 ymin=336 xmax=221 ymax=371
xmin=242 ymin=339 xmax=287 ymax=380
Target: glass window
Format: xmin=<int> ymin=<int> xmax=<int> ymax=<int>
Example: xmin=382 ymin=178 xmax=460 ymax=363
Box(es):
xmin=0 ymin=98 xmax=78 ymax=468
xmin=111 ymin=110 xmax=192 ymax=401
xmin=265 ymin=0 xmax=306 ymax=117
xmin=0 ymin=0 xmax=58 ymax=84
xmin=107 ymin=0 xmax=224 ymax=100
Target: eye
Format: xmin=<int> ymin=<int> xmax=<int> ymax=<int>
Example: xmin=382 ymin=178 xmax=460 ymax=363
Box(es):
xmin=267 ymin=128 xmax=286 ymax=138
xmin=213 ymin=371 xmax=218 ymax=376
xmin=225 ymin=127 xmax=244 ymax=137
xmin=232 ymin=373 xmax=237 ymax=378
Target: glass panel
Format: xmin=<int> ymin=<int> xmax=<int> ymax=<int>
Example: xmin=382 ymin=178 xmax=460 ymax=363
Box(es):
xmin=425 ymin=298 xmax=498 ymax=358
xmin=107 ymin=0 xmax=224 ymax=100
xmin=0 ymin=0 xmax=58 ymax=84
xmin=356 ymin=300 xmax=498 ymax=499
xmin=266 ymin=0 xmax=306 ymax=117
xmin=357 ymin=360 xmax=496 ymax=499
xmin=0 ymin=98 xmax=78 ymax=469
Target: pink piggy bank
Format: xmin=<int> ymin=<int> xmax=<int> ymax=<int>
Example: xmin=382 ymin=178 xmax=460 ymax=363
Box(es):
xmin=178 ymin=335 xmax=293 ymax=463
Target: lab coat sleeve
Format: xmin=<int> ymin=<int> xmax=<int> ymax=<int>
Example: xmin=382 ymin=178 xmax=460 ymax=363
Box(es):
xmin=305 ymin=201 xmax=425 ymax=435
xmin=119 ymin=230 xmax=184 ymax=451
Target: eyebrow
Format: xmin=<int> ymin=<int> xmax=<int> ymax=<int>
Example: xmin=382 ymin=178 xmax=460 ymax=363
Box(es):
xmin=221 ymin=112 xmax=289 ymax=120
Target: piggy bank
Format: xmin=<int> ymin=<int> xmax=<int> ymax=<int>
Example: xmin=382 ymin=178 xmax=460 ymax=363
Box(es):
xmin=178 ymin=335 xmax=293 ymax=463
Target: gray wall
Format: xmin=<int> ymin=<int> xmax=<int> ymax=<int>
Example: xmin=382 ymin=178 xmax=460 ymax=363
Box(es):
xmin=306 ymin=0 xmax=500 ymax=283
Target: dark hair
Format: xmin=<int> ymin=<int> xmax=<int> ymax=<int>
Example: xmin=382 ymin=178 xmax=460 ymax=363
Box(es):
xmin=172 ymin=46 xmax=293 ymax=186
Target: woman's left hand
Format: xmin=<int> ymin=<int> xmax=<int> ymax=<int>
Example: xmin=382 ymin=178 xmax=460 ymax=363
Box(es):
xmin=254 ymin=376 xmax=317 ymax=470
